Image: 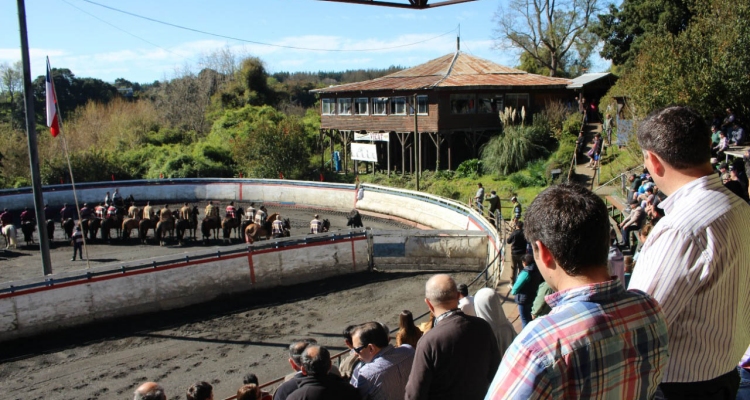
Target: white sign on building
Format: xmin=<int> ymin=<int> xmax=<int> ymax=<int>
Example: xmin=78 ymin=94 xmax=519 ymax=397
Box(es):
xmin=354 ymin=131 xmax=390 ymax=142
xmin=351 ymin=143 xmax=378 ymax=162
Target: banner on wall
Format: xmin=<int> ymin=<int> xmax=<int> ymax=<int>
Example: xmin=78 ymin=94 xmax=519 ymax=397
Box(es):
xmin=354 ymin=131 xmax=390 ymax=142
xmin=351 ymin=143 xmax=378 ymax=162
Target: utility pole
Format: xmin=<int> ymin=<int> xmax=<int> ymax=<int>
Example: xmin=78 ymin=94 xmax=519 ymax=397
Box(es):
xmin=413 ymin=94 xmax=419 ymax=191
xmin=17 ymin=0 xmax=53 ymax=276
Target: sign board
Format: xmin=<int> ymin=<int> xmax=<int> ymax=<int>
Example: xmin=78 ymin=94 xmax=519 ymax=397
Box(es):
xmin=351 ymin=143 xmax=378 ymax=162
xmin=354 ymin=131 xmax=390 ymax=142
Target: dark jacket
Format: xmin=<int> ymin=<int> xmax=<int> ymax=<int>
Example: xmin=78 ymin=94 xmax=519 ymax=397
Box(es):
xmin=506 ymin=229 xmax=527 ymax=255
xmin=404 ymin=312 xmax=500 ymax=400
xmin=514 ymin=263 xmax=542 ymax=305
xmin=286 ymin=374 xmax=361 ymax=400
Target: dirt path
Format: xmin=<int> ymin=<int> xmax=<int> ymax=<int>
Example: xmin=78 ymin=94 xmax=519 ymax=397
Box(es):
xmin=0 ymin=204 xmax=412 ymax=283
xmin=0 ymin=271 xmax=488 ymax=400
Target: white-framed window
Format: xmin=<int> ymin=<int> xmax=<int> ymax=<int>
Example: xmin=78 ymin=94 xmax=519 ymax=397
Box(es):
xmin=505 ymin=93 xmax=529 ymax=113
xmin=321 ymin=98 xmax=335 ymax=115
xmin=478 ymin=94 xmax=503 ymax=114
xmin=337 ymin=98 xmax=352 ymax=115
xmin=417 ymin=95 xmax=428 ymax=115
xmin=372 ymin=97 xmax=388 ymax=115
xmin=390 ymin=97 xmax=406 ymax=115
xmin=450 ymin=94 xmax=476 ymax=114
xmin=354 ymin=98 xmax=369 ymax=115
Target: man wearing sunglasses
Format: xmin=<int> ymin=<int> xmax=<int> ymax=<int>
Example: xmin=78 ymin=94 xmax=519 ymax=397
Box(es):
xmin=350 ymin=322 xmax=414 ymax=400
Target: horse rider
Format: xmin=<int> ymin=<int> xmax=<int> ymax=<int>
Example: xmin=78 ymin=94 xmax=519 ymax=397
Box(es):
xmin=179 ymin=203 xmax=191 ymax=221
xmin=205 ymin=201 xmax=220 ymax=222
xmin=60 ymin=203 xmax=76 ymax=221
xmin=310 ymin=214 xmax=323 ymax=234
xmin=254 ymin=206 xmax=267 ymax=226
xmin=246 ymin=203 xmax=256 ymax=221
xmin=160 ymin=204 xmax=173 ymax=221
xmin=226 ymin=201 xmax=237 ymax=219
xmin=0 ymin=209 xmax=12 ymax=228
xmin=107 ymin=203 xmax=118 ymax=219
xmin=95 ymin=203 xmax=106 ymax=219
xmin=44 ymin=204 xmax=56 ymax=221
xmin=79 ymin=203 xmax=92 ymax=220
xmin=112 ymin=188 xmax=123 ymax=208
xmin=20 ymin=207 xmax=35 ymax=223
xmin=127 ymin=202 xmax=141 ymax=220
xmin=104 ymin=191 xmax=111 ymax=207
xmin=143 ymin=201 xmax=155 ymax=220
xmin=271 ymin=215 xmax=284 ymax=238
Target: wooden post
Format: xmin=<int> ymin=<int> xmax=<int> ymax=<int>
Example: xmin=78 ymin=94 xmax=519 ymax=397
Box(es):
xmin=387 ymin=133 xmax=390 ymax=178
xmin=413 ymin=94 xmax=419 ymax=191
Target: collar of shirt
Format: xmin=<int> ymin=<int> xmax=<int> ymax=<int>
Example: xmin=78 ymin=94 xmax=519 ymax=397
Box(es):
xmin=658 ymin=174 xmax=721 ymax=214
xmin=434 ymin=308 xmax=462 ymax=325
xmin=368 ymin=344 xmax=394 ymax=363
xmin=544 ymin=279 xmax=625 ymax=309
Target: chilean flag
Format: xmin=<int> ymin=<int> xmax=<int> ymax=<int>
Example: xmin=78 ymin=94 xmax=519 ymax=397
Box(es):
xmin=46 ymin=57 xmax=60 ymax=137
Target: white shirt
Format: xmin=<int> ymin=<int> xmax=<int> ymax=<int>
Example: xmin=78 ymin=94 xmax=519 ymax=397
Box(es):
xmin=458 ymin=296 xmax=475 ymax=317
xmin=629 ymin=174 xmax=750 ymax=382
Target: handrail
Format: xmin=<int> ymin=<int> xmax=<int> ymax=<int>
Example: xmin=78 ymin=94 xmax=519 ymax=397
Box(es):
xmin=593 ymin=164 xmax=642 ymax=193
xmin=0 ymin=230 xmax=367 ymax=293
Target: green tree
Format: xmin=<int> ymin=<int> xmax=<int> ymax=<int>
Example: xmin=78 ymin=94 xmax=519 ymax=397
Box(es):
xmin=493 ymin=0 xmax=600 ymax=77
xmin=592 ymin=0 xmax=697 ymax=69
xmin=233 ymin=117 xmax=310 ymax=179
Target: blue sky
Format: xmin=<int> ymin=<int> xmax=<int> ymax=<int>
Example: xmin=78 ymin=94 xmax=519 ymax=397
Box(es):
xmin=1 ymin=0 xmax=609 ymax=84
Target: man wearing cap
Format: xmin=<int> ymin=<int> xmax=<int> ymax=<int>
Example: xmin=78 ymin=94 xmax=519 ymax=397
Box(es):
xmin=619 ymin=198 xmax=644 ymax=248
xmin=310 ymin=214 xmax=323 ymax=234
xmin=272 ymin=215 xmax=285 ymax=238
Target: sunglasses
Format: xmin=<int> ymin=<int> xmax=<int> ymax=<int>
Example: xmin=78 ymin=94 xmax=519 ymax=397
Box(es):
xmin=353 ymin=344 xmax=368 ymax=354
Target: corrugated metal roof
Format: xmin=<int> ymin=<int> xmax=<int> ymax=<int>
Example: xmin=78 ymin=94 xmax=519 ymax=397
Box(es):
xmin=566 ymin=72 xmax=613 ymax=89
xmin=312 ymin=52 xmax=571 ymax=93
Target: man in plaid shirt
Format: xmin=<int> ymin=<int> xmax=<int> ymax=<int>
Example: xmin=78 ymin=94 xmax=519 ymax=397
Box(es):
xmin=485 ymin=183 xmax=669 ymax=399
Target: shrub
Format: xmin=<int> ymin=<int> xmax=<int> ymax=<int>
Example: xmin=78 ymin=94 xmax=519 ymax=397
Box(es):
xmin=455 ymin=159 xmax=482 ymax=178
xmin=562 ymin=113 xmax=583 ymax=137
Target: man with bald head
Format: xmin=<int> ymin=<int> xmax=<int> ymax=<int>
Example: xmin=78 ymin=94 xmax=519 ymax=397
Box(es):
xmin=287 ymin=345 xmax=361 ymax=400
xmin=404 ymin=274 xmax=500 ymax=400
xmin=134 ymin=382 xmax=166 ymax=400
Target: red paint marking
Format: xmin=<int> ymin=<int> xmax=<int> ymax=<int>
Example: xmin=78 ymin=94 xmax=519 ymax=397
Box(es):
xmin=247 ymin=251 xmax=256 ymax=284
xmin=0 ymin=236 xmax=366 ymax=299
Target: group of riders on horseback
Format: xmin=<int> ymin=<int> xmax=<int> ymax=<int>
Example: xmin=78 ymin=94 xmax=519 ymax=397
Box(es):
xmin=1 ymin=188 xmax=343 ymax=249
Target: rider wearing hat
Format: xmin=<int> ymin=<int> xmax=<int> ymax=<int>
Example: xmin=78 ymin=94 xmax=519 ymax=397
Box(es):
xmin=272 ymin=214 xmax=284 ymax=238
xmin=310 ymin=214 xmax=323 ymax=234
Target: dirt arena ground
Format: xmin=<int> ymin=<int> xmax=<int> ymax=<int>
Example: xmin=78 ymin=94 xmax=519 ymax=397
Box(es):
xmin=0 ymin=204 xmax=413 ymax=283
xmin=0 ymin=270 xmax=506 ymax=400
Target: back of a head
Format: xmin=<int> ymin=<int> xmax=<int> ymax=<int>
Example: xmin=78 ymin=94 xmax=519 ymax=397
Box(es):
xmin=236 ymin=384 xmax=260 ymax=400
xmin=637 ymin=106 xmax=710 ymax=170
xmin=343 ymin=325 xmax=356 ymax=344
xmin=524 ymin=183 xmax=609 ymax=276
xmin=425 ymin=274 xmax=458 ymax=306
xmin=301 ymin=345 xmax=331 ymax=377
xmin=355 ymin=321 xmax=390 ymax=348
xmin=186 ymin=381 xmax=212 ymax=400
xmin=243 ymin=373 xmax=259 ymax=385
xmin=134 ymin=382 xmax=166 ymax=400
xmin=399 ymin=310 xmax=415 ymax=330
xmin=289 ymin=338 xmax=317 ymax=365
xmin=457 ymin=283 xmax=469 ymax=297
xmin=522 ymin=254 xmax=534 ymax=266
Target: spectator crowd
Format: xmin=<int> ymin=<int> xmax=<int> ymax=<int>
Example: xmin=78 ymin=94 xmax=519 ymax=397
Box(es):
xmin=128 ymin=105 xmax=750 ymax=400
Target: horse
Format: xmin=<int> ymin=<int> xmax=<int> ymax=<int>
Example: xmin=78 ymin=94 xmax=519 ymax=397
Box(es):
xmin=121 ymin=217 xmax=140 ymax=240
xmin=83 ymin=218 xmax=101 ymax=241
xmin=175 ymin=218 xmax=191 ymax=246
xmin=46 ymin=219 xmax=55 ymax=241
xmin=322 ymin=219 xmax=331 ymax=232
xmin=138 ymin=217 xmax=157 ymax=244
xmin=62 ymin=218 xmax=75 ymax=239
xmin=155 ymin=219 xmax=175 ymax=246
xmin=2 ymin=225 xmax=17 ymax=249
xmin=189 ymin=206 xmax=199 ymax=239
xmin=347 ymin=209 xmax=364 ymax=228
xmin=21 ymin=220 xmax=35 ymax=245
xmin=244 ymin=213 xmax=290 ymax=244
xmin=200 ymin=217 xmax=221 ymax=245
xmin=221 ymin=207 xmax=244 ymax=243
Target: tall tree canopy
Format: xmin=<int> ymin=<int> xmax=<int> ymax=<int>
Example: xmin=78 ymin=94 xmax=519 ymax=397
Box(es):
xmin=493 ymin=0 xmax=600 ymax=77
xmin=592 ymin=0 xmax=697 ymax=68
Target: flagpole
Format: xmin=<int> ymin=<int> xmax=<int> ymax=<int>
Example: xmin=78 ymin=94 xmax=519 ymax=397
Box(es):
xmin=17 ymin=0 xmax=53 ymax=276
xmin=48 ymin=59 xmax=92 ymax=268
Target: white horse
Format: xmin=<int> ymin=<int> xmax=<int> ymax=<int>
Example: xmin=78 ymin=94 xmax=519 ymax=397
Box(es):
xmin=2 ymin=225 xmax=17 ymax=249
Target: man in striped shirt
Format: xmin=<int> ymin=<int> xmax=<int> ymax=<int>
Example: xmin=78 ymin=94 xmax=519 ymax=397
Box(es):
xmin=485 ymin=183 xmax=669 ymax=399
xmin=630 ymin=106 xmax=750 ymax=399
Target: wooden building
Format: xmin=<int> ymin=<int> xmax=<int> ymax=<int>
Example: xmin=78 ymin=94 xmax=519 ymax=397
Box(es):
xmin=312 ymin=51 xmax=577 ymax=173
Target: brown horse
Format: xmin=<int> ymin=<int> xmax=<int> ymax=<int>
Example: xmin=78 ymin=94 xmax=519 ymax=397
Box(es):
xmin=83 ymin=218 xmax=101 ymax=241
xmin=138 ymin=217 xmax=157 ymax=244
xmin=156 ymin=218 xmax=175 ymax=246
xmin=46 ymin=219 xmax=55 ymax=241
xmin=201 ymin=217 xmax=221 ymax=245
xmin=221 ymin=207 xmax=244 ymax=243
xmin=244 ymin=213 xmax=291 ymax=243
xmin=121 ymin=217 xmax=140 ymax=240
xmin=62 ymin=218 xmax=75 ymax=239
